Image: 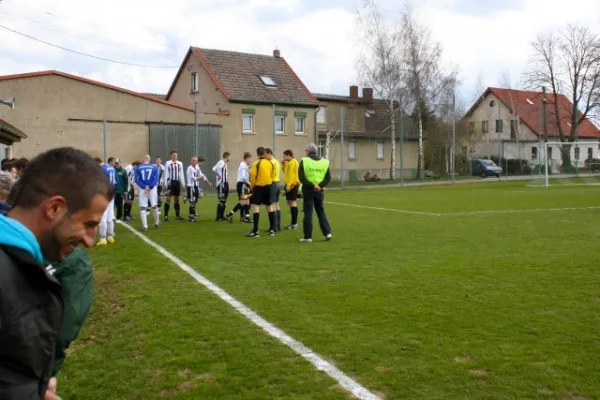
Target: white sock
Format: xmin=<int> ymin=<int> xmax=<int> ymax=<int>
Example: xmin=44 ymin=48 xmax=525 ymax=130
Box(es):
xmin=99 ymin=221 xmax=107 ymax=239
xmin=107 ymin=221 xmax=115 ymax=237
xmin=141 ymin=209 xmax=148 ymax=229
xmin=153 ymin=209 xmax=160 ymax=226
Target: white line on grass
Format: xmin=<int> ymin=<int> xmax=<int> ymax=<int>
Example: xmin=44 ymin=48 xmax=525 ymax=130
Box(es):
xmin=445 ymin=206 xmax=600 ymax=216
xmin=117 ymin=221 xmax=381 ymax=400
xmin=327 ymin=201 xmax=442 ymax=216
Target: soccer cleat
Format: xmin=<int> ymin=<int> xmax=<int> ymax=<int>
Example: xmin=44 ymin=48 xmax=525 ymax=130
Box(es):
xmin=143 ymin=227 xmax=148 ymax=232
xmin=124 ymin=216 xmax=134 ymax=222
xmin=164 ymin=216 xmax=169 ymax=222
xmin=183 ymin=197 xmax=188 ymax=204
xmin=246 ymin=231 xmax=260 ymax=238
xmin=175 ymin=216 xmax=184 ymax=221
xmin=96 ymin=239 xmax=108 ymax=246
xmin=300 ymin=238 xmax=312 ymax=243
xmin=155 ymin=224 xmax=159 ymax=228
xmin=188 ymin=216 xmax=196 ymax=222
xmin=107 ymin=237 xmax=115 ymax=244
xmin=285 ymin=224 xmax=299 ymax=230
xmin=269 ymin=230 xmax=275 ymax=237
xmin=325 ymin=234 xmax=332 ymax=241
xmin=226 ymin=212 xmax=233 ymax=223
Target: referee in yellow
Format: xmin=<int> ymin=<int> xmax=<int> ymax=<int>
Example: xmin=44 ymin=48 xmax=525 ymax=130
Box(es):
xmin=298 ymin=143 xmax=332 ymax=242
xmin=247 ymin=146 xmax=275 ymax=238
xmin=282 ymin=149 xmax=300 ymax=229
xmin=265 ymin=148 xmax=282 ymax=232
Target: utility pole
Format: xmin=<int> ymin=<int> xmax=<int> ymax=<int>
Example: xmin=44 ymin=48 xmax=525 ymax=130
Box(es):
xmin=451 ymin=92 xmax=456 ymax=184
xmin=542 ymin=86 xmax=549 ymax=187
xmin=340 ymin=106 xmax=345 ymax=190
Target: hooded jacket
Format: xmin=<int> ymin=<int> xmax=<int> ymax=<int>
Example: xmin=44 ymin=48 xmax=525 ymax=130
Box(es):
xmin=0 ymin=214 xmax=64 ymax=400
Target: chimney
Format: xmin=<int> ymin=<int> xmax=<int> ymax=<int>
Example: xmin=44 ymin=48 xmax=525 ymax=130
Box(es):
xmin=363 ymin=88 xmax=373 ymax=107
xmin=273 ymin=49 xmax=281 ymax=58
xmin=349 ymin=85 xmax=359 ymax=103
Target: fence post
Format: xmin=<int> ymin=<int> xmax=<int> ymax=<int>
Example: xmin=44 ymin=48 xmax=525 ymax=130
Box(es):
xmin=340 ymin=106 xmax=345 ymax=189
xmin=194 ymin=102 xmax=199 ymax=158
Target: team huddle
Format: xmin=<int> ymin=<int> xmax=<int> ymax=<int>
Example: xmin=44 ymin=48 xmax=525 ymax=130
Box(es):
xmin=94 ymin=142 xmax=333 ymax=242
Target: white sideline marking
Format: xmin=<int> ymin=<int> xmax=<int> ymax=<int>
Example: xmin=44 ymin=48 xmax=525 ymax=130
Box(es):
xmin=327 ymin=201 xmax=442 ymax=216
xmin=447 ymin=206 xmax=600 ymax=216
xmin=117 ymin=221 xmax=381 ymax=400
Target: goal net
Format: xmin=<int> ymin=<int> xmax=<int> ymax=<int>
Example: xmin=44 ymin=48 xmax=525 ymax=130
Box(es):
xmin=528 ymin=140 xmax=600 ymax=187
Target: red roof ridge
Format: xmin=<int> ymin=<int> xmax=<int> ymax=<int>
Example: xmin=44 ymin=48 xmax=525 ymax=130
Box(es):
xmin=279 ymin=57 xmax=320 ymax=105
xmin=0 ymin=70 xmax=198 ymax=113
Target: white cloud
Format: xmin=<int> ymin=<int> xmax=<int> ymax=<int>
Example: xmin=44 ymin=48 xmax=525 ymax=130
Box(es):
xmin=0 ymin=0 xmax=598 ymax=105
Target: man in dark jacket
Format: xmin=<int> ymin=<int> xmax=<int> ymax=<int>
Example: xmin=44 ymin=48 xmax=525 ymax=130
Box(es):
xmin=0 ymin=147 xmax=113 ymax=400
xmin=114 ymin=159 xmax=128 ymax=220
xmin=298 ymin=143 xmax=332 ymax=242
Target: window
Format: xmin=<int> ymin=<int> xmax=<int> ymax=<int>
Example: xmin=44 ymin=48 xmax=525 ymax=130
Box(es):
xmin=243 ymin=115 xmax=254 ymax=133
xmin=481 ymin=120 xmax=489 ymax=133
xmin=588 ymin=147 xmax=593 ymax=159
xmin=318 ymin=140 xmax=326 ymax=157
xmin=348 ymin=142 xmax=356 ymax=160
xmin=575 ymin=146 xmax=580 ymax=160
xmin=548 ymin=146 xmax=553 ymax=160
xmin=275 ymin=116 xmax=285 ymax=133
xmin=495 ymin=119 xmax=503 ymax=133
xmin=295 ymin=117 xmax=305 ymax=134
xmin=469 ymin=121 xmax=475 ymax=134
xmin=317 ymin=107 xmax=326 ymax=123
xmin=510 ymin=120 xmax=517 ymax=139
xmin=259 ymin=75 xmax=276 ymax=87
xmin=191 ymin=72 xmax=199 ymax=93
xmin=377 ymin=142 xmax=384 ymax=160
xmin=532 ymin=147 xmax=538 ymax=160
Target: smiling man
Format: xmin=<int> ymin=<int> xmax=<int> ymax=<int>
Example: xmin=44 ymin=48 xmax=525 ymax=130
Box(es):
xmin=0 ymin=147 xmax=114 ymax=400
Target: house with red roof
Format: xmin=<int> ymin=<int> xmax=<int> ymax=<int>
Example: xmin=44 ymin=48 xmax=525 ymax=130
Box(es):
xmin=463 ymin=87 xmax=600 ymax=170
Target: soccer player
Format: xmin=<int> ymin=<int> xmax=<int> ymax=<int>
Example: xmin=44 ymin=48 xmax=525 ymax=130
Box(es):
xmin=96 ymin=157 xmax=119 ymax=245
xmin=299 ymin=143 xmax=332 ymax=242
xmin=282 ymin=149 xmax=300 ymax=229
xmin=265 ymin=148 xmax=282 ymax=231
xmin=123 ymin=161 xmax=140 ymax=221
xmin=213 ymin=152 xmax=230 ymax=221
xmin=225 ymin=152 xmax=253 ymax=223
xmin=247 ymin=147 xmax=275 ymax=238
xmin=164 ymin=150 xmax=185 ymax=221
xmin=155 ymin=156 xmax=165 ymax=208
xmin=186 ymin=156 xmax=212 ymax=222
xmin=135 ymin=155 xmax=160 ymax=231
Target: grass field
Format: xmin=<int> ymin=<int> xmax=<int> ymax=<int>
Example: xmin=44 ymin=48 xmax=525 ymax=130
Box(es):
xmin=57 ymin=182 xmax=600 ymax=399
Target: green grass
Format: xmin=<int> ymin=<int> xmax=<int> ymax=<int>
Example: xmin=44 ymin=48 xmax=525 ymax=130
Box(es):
xmin=58 ymin=182 xmax=600 ymax=399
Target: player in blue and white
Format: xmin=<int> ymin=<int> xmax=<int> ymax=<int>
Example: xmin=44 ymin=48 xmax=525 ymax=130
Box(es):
xmin=96 ymin=156 xmax=119 ymax=246
xmin=135 ymin=154 xmax=160 ymax=231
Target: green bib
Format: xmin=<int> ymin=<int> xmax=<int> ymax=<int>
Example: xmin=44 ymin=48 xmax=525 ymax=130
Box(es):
xmin=302 ymin=157 xmax=329 ymax=185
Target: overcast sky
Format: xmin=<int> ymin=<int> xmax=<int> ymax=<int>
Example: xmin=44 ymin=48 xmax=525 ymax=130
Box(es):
xmin=0 ymin=0 xmax=599 ymax=106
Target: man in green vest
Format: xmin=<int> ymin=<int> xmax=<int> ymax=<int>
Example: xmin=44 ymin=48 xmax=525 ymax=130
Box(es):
xmin=298 ymin=143 xmax=332 ymax=243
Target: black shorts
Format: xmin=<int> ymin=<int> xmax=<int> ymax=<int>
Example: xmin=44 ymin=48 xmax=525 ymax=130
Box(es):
xmin=125 ymin=188 xmax=135 ymax=202
xmin=237 ymin=182 xmax=250 ymax=200
xmin=285 ymin=185 xmax=299 ymax=201
xmin=250 ymin=185 xmax=272 ymax=206
xmin=271 ymin=183 xmax=281 ymax=203
xmin=187 ymin=186 xmax=200 ymax=204
xmin=218 ymin=182 xmax=229 ymax=202
xmin=167 ymin=180 xmax=182 ymax=197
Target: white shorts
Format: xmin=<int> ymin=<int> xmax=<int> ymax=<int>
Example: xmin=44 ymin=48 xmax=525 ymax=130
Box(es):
xmin=138 ymin=187 xmax=158 ymax=208
xmin=102 ymin=198 xmax=115 ymax=222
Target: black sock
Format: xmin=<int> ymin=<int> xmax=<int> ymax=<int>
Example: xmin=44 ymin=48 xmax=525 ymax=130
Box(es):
xmin=268 ymin=211 xmax=275 ymax=231
xmin=164 ymin=202 xmax=170 ymax=216
xmin=253 ymin=213 xmax=260 ymax=232
xmin=276 ymin=210 xmax=281 ymax=230
xmin=243 ymin=205 xmax=250 ymax=218
xmin=189 ymin=205 xmax=195 ymax=217
xmin=291 ymin=207 xmax=298 ymax=224
xmin=124 ymin=203 xmax=132 ymax=217
xmin=174 ymin=201 xmax=180 ymax=217
xmin=232 ymin=203 xmax=242 ymax=213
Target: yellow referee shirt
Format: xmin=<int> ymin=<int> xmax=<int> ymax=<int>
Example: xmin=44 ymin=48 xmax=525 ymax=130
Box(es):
xmin=271 ymin=158 xmax=281 ymax=182
xmin=283 ymin=158 xmax=299 ymax=190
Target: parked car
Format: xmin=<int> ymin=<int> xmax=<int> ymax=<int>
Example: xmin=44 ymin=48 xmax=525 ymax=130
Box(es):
xmin=471 ymin=159 xmax=502 ymax=178
xmin=584 ymin=157 xmax=600 ymax=173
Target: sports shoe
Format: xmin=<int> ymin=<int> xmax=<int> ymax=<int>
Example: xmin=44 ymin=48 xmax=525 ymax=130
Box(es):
xmin=325 ymin=234 xmax=332 ymax=241
xmin=124 ymin=216 xmax=134 ymax=222
xmin=164 ymin=216 xmax=169 ymax=222
xmin=142 ymin=227 xmax=148 ymax=232
xmin=299 ymin=238 xmax=312 ymax=243
xmin=183 ymin=197 xmax=188 ymax=204
xmin=107 ymin=237 xmax=115 ymax=244
xmin=269 ymin=230 xmax=275 ymax=237
xmin=226 ymin=213 xmax=233 ymax=223
xmin=175 ymin=216 xmax=184 ymax=221
xmin=188 ymin=216 xmax=196 ymax=222
xmin=285 ymin=224 xmax=298 ymax=230
xmin=246 ymin=231 xmax=260 ymax=238
xmin=96 ymin=239 xmax=108 ymax=246
xmin=155 ymin=224 xmax=159 ymax=228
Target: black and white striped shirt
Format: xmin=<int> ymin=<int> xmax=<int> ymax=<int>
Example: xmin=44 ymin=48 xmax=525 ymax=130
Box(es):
xmin=165 ymin=160 xmax=184 ymax=183
xmin=212 ymin=160 xmax=228 ymax=186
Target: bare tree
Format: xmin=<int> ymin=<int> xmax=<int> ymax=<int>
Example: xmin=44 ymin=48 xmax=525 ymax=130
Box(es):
xmin=356 ymin=0 xmax=406 ymax=180
xmin=400 ymin=5 xmax=454 ymax=179
xmin=524 ymin=24 xmax=600 ymax=169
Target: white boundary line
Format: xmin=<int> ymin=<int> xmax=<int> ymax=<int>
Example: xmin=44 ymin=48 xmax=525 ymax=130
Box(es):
xmin=327 ymin=201 xmax=600 ymax=217
xmin=116 ymin=221 xmax=381 ymax=400
xmin=327 ymin=201 xmax=442 ymax=216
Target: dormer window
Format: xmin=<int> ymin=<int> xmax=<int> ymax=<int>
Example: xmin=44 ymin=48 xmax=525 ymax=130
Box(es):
xmin=259 ymin=75 xmax=276 ymax=87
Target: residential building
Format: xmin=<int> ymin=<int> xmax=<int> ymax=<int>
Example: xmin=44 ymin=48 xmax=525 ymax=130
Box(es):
xmin=463 ymin=87 xmax=600 ymax=170
xmin=165 ymin=47 xmax=319 ymax=181
xmin=0 ymin=117 xmax=27 ymax=159
xmin=314 ymin=86 xmax=419 ymax=180
xmin=0 ymin=70 xmax=204 ymax=163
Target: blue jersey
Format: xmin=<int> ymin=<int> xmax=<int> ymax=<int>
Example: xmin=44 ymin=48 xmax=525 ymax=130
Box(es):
xmin=102 ymin=164 xmax=118 ymax=188
xmin=134 ymin=163 xmax=159 ymax=189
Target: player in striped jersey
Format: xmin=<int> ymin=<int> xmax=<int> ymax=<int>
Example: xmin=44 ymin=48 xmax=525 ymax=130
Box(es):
xmin=123 ymin=161 xmax=140 ymax=221
xmin=164 ymin=150 xmax=185 ymax=221
xmin=96 ymin=157 xmax=119 ymax=246
xmin=186 ymin=156 xmax=212 ymax=222
xmin=213 ymin=152 xmax=230 ymax=221
xmin=225 ymin=152 xmax=253 ymax=223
